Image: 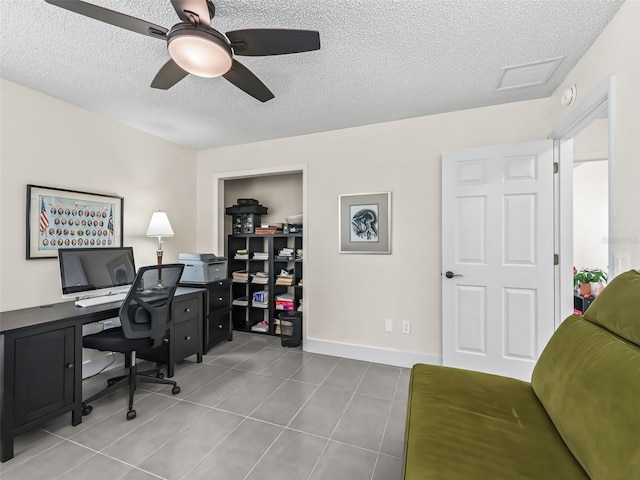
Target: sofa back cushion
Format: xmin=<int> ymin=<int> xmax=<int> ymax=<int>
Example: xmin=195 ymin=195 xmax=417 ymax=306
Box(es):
xmin=531 ymin=270 xmax=640 ymax=480
xmin=583 ymin=269 xmax=640 ymax=345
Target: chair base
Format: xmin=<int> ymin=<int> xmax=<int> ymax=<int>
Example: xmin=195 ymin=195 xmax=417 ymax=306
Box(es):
xmin=82 ymin=352 xmax=180 ymax=420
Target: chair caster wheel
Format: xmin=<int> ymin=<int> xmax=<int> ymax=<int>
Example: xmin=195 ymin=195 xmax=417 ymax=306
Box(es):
xmin=171 ymin=386 xmax=181 ymax=395
xmin=126 ymin=410 xmax=136 ymax=420
xmin=157 ymin=372 xmax=165 ymax=379
xmin=82 ymin=405 xmax=93 ymax=416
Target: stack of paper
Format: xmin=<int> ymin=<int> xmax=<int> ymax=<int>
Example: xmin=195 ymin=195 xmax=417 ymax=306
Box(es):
xmin=234 ymin=249 xmax=248 ymax=260
xmin=251 ymin=272 xmax=269 ymax=284
xmin=232 ymin=270 xmax=249 ymax=283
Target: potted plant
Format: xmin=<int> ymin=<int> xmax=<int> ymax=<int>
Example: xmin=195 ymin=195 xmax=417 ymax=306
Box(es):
xmin=574 ymin=268 xmax=608 ymax=298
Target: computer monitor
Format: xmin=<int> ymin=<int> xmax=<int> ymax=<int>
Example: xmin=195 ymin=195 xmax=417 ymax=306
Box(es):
xmin=58 ymin=247 xmax=136 ymax=299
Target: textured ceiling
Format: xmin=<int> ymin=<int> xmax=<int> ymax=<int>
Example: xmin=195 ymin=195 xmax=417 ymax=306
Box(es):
xmin=0 ymin=0 xmax=624 ymax=149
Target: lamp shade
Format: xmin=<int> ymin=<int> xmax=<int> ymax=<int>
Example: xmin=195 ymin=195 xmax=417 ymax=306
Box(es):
xmin=146 ymin=211 xmax=174 ymax=237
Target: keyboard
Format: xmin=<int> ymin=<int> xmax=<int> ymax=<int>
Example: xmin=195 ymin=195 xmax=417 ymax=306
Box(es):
xmin=75 ymin=293 xmax=127 ymax=308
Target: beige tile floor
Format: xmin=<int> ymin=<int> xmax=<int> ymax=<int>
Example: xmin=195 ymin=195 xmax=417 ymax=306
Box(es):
xmin=1 ymin=331 xmax=409 ymax=480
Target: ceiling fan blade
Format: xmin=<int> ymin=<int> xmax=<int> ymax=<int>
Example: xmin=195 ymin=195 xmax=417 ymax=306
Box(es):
xmin=223 ymin=60 xmax=274 ymax=102
xmin=170 ymin=0 xmax=211 ymax=26
xmin=226 ymin=29 xmax=320 ymax=56
xmin=151 ymin=59 xmax=189 ymax=90
xmin=44 ymin=0 xmax=167 ymax=39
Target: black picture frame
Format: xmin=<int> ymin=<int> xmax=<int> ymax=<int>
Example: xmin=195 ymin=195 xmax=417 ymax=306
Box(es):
xmin=26 ymin=184 xmax=124 ymax=259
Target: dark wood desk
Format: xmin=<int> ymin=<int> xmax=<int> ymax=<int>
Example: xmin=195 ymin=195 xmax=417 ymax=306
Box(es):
xmin=0 ymin=287 xmax=204 ymax=462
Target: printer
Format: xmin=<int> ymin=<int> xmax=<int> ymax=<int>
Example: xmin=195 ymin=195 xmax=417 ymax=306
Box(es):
xmin=178 ymin=253 xmax=228 ymax=284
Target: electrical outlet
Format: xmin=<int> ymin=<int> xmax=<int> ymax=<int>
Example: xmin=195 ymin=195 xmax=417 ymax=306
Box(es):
xmin=384 ymin=318 xmax=393 ymax=332
xmin=402 ymin=320 xmax=411 ymax=334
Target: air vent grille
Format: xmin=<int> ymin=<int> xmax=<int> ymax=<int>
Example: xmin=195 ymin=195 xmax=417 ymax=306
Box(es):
xmin=497 ymin=57 xmax=564 ymax=91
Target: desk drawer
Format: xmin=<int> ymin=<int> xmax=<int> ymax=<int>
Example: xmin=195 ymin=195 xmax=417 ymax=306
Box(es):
xmin=209 ymin=310 xmax=231 ymax=338
xmin=209 ymin=285 xmax=231 ymax=311
xmin=173 ymin=297 xmax=200 ymax=324
xmin=175 ymin=318 xmax=199 ymax=358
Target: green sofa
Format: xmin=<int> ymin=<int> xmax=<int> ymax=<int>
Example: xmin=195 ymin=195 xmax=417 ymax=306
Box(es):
xmin=404 ymin=270 xmax=640 ymax=479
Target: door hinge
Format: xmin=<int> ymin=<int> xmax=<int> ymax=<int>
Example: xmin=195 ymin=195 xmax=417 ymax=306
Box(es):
xmin=553 ymin=162 xmax=559 ymax=174
xmin=554 ymin=254 xmax=559 ymax=265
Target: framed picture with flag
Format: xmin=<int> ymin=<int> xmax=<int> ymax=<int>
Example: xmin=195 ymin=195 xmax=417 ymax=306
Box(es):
xmin=26 ymin=184 xmax=124 ymax=259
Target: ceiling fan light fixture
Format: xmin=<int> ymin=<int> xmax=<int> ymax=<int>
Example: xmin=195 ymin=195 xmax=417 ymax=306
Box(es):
xmin=167 ymin=25 xmax=232 ymax=78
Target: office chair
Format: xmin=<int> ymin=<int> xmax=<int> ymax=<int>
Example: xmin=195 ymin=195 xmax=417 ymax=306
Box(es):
xmin=81 ymin=263 xmax=185 ymax=420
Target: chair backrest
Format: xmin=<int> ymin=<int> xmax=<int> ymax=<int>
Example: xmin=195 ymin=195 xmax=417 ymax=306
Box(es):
xmin=531 ymin=270 xmax=640 ymax=480
xmin=119 ymin=263 xmax=185 ymax=348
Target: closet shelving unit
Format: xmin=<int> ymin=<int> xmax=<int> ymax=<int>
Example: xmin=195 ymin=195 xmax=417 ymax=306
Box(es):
xmin=227 ymin=233 xmax=303 ymax=335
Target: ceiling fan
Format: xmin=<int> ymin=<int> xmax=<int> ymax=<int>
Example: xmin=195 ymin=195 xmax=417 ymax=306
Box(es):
xmin=44 ymin=0 xmax=321 ymax=102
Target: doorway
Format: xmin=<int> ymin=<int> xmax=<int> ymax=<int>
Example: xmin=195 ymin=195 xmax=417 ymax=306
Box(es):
xmin=440 ymin=77 xmax=617 ymax=379
xmin=550 ymin=76 xmax=616 ymax=324
xmin=573 ymin=117 xmax=609 ymax=282
xmin=211 ymin=164 xmax=308 ymax=339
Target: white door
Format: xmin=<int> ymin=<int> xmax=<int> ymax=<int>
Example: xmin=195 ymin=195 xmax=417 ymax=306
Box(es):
xmin=442 ymin=140 xmax=555 ymax=381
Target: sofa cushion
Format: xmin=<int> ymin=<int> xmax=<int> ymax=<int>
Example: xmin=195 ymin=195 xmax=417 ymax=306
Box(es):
xmin=583 ymin=269 xmax=640 ymax=346
xmin=531 ymin=314 xmax=640 ymax=480
xmin=404 ymin=364 xmax=588 ymax=480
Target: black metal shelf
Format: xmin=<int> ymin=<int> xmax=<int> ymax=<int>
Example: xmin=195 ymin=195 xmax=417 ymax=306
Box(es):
xmin=228 ymin=233 xmax=303 ymax=336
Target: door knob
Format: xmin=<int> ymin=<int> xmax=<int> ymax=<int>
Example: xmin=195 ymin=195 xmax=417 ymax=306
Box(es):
xmin=445 ymin=271 xmax=463 ymax=278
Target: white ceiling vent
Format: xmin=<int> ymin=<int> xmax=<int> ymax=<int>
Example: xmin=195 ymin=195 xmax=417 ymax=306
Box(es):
xmin=497 ymin=57 xmax=564 ymax=91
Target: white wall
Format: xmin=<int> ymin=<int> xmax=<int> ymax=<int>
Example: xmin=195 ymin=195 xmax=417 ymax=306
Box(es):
xmin=223 ymin=173 xmax=303 ymax=255
xmin=573 ymin=117 xmax=608 ymax=159
xmin=573 ymin=160 xmax=609 ymax=271
xmin=196 ymin=99 xmax=550 ymax=364
xmin=572 ymin=118 xmax=609 ymax=273
xmin=549 ymin=0 xmax=640 ymax=273
xmin=0 ymin=79 xmax=197 ymax=311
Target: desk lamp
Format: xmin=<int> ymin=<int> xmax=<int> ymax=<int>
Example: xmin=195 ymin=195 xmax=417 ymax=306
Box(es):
xmin=146 ymin=211 xmax=174 ymax=288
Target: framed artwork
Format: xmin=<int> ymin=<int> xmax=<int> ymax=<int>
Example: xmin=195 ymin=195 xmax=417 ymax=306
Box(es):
xmin=26 ymin=184 xmax=124 ymax=259
xmin=339 ymin=192 xmax=391 ymax=254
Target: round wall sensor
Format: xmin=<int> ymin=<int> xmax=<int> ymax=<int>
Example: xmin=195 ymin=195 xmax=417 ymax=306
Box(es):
xmin=561 ymin=85 xmax=577 ymax=105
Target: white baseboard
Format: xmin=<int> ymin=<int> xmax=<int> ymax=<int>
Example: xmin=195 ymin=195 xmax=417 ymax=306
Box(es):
xmin=303 ymin=338 xmax=442 ymax=369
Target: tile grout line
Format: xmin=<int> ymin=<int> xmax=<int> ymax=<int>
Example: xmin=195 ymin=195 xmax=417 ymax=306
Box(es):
xmin=240 ymin=346 xmax=337 ymax=421
xmin=78 ymin=372 xmax=226 ymax=462
xmin=376 ymin=368 xmax=403 ymax=452
xmin=206 ymin=345 xmax=299 ymax=411
xmin=240 ymin=357 xmax=345 ymax=480
xmin=370 ymin=368 xmax=403 ymax=480
xmin=233 ymin=346 xmax=290 ymax=376
xmin=16 ymin=344 xmax=407 ymax=480
xmin=225 ymin=366 xmax=404 ymax=403
xmin=170 ymin=404 xmax=405 ymax=461
xmin=204 ymin=341 xmax=267 ymax=369
xmin=122 ymin=397 xmax=220 ymax=474
xmin=178 ymin=415 xmax=254 ymax=480
xmin=175 ymin=365 xmax=261 ymax=412
xmin=82 ymin=392 xmax=187 ymax=456
xmin=305 ymin=360 xmax=373 ymax=480
xmin=154 ymin=345 xmax=316 ymax=414
xmin=44 ymin=439 xmax=166 ymax=480
xmin=178 ymin=344 xmax=324 ymax=480
xmin=228 ymin=348 xmax=313 ymax=379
